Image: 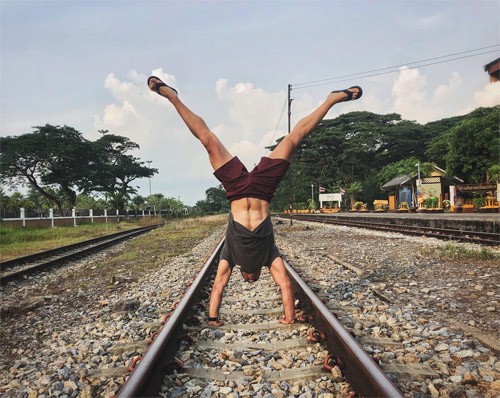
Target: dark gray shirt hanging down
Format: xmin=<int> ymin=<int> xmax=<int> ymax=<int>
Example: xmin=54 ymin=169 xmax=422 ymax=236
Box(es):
xmin=220 ymin=213 xmax=281 ymax=273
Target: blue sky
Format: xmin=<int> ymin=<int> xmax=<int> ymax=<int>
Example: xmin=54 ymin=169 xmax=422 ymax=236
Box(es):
xmin=1 ymin=1 xmax=499 ymax=205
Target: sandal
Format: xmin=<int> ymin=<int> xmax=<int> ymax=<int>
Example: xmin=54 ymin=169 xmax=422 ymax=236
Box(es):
xmin=147 ymin=75 xmax=178 ymax=95
xmin=331 ymin=86 xmax=362 ymax=101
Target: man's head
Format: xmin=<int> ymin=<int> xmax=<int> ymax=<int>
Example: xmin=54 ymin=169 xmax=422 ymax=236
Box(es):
xmin=241 ymin=268 xmax=261 ymax=283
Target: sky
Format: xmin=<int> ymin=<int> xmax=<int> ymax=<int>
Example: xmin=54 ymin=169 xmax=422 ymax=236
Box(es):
xmin=1 ymin=1 xmax=499 ymax=206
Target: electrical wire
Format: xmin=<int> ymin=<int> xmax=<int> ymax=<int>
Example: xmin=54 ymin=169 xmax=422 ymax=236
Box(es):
xmin=272 ymin=95 xmax=288 ymax=137
xmin=292 ymin=45 xmax=500 ymax=90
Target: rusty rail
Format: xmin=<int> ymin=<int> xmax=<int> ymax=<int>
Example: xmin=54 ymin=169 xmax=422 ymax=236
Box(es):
xmin=117 ymin=237 xmax=225 ymax=397
xmin=284 ymin=257 xmax=404 ymax=398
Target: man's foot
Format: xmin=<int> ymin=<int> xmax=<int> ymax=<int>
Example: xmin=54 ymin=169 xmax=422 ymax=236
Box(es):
xmin=329 ymin=86 xmax=363 ymax=103
xmin=147 ymin=76 xmax=178 ymax=100
xmin=278 ymin=318 xmax=295 ymax=324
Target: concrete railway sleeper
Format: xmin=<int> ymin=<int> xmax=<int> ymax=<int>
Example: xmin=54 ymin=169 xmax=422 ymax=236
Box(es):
xmin=115 ymin=237 xmax=403 ymax=397
xmin=0 ymin=224 xmax=161 ymax=284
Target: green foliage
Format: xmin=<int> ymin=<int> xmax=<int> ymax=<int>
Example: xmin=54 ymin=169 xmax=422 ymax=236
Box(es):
xmin=195 ymin=184 xmax=229 ymax=215
xmin=145 ymin=193 xmax=184 ymax=215
xmin=75 ymin=194 xmax=100 ymax=209
xmin=377 ymin=157 xmax=434 ymax=186
xmin=130 ymin=195 xmax=146 ymax=210
xmin=268 ymin=106 xmax=499 ymax=211
xmin=488 ymin=164 xmax=500 ymax=182
xmin=472 ymin=197 xmax=487 ymax=210
xmin=444 ymin=106 xmax=500 ymax=183
xmin=307 ymin=199 xmax=317 ymax=210
xmin=0 ymin=126 xmax=157 ymax=211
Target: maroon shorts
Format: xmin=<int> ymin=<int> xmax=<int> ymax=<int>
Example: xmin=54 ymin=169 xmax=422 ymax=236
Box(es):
xmin=213 ymin=156 xmax=290 ymax=203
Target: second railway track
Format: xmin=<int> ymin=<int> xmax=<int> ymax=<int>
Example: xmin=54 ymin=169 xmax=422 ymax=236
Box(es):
xmin=278 ymin=214 xmax=500 ymax=246
xmin=0 ymin=224 xmax=162 ymax=284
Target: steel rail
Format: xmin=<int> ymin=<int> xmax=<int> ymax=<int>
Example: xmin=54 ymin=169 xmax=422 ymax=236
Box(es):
xmin=117 ymin=235 xmax=404 ymax=397
xmin=283 ymin=257 xmax=404 ymax=398
xmin=0 ymin=224 xmax=161 ymax=269
xmin=117 ymin=237 xmax=225 ymax=398
xmin=0 ymin=225 xmax=161 ymax=284
xmin=279 ymin=214 xmax=500 ymax=245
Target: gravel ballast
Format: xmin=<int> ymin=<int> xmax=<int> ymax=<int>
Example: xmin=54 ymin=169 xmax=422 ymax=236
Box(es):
xmin=0 ymin=217 xmax=499 ymax=397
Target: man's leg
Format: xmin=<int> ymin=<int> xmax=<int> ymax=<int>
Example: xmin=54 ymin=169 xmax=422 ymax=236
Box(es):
xmin=269 ymin=87 xmax=361 ymax=162
xmin=208 ymin=260 xmax=232 ymax=326
xmin=269 ymin=257 xmax=295 ymax=324
xmin=149 ymin=78 xmax=232 ymax=170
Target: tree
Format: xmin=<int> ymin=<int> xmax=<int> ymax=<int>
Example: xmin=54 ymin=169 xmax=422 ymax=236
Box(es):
xmin=444 ymin=106 xmax=500 ymax=183
xmin=488 ymin=164 xmax=500 ymax=183
xmin=377 ymin=157 xmax=433 ymax=186
xmin=0 ymin=124 xmax=92 ymax=210
xmin=75 ymin=194 xmax=99 ymax=209
xmin=130 ymin=195 xmax=146 ymax=210
xmin=269 ymin=111 xmax=426 ymax=210
xmin=195 ymin=185 xmax=228 ymax=214
xmin=90 ymin=134 xmax=158 ymax=211
xmin=424 ymin=114 xmax=466 ymax=161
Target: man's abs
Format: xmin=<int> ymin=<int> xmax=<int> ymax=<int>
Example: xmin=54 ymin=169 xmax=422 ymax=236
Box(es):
xmin=231 ymin=197 xmax=270 ymax=231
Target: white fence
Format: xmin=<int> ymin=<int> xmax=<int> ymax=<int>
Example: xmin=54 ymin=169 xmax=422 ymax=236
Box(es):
xmin=1 ymin=208 xmax=165 ymax=228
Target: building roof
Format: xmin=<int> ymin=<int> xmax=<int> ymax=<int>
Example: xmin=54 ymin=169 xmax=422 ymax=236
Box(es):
xmin=381 ymin=175 xmax=413 ymax=190
xmin=484 ymin=57 xmax=500 ymax=72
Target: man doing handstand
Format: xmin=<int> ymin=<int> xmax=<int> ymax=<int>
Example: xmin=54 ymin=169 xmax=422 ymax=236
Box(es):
xmin=148 ymin=76 xmax=362 ymax=326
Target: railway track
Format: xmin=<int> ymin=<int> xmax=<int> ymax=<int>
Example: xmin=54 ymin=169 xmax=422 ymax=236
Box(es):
xmin=0 ymin=224 xmax=161 ymax=284
xmin=115 ymin=237 xmax=404 ymax=398
xmin=278 ymin=214 xmax=500 ymax=246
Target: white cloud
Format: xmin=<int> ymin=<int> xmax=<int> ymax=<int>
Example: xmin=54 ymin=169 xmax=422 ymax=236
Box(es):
xmin=392 ymin=67 xmax=427 ymax=111
xmin=458 ymin=83 xmax=500 ymax=115
xmin=99 ymin=100 xmax=137 ymax=128
xmin=433 ymin=72 xmax=462 ymax=101
xmin=104 ymin=73 xmax=135 ymax=99
xmin=390 ymin=66 xmax=464 ymax=123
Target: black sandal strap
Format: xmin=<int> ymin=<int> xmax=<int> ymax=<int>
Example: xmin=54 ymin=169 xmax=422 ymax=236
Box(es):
xmin=208 ymin=317 xmax=219 ymax=322
xmin=153 ymin=82 xmax=167 ymax=93
xmin=147 ymin=75 xmax=178 ymax=95
xmin=342 ymin=89 xmax=353 ymax=101
xmin=330 ymin=86 xmax=362 ymax=101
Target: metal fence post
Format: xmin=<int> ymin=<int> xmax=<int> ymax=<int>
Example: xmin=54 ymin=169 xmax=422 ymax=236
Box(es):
xmin=90 ymin=209 xmax=94 ymax=223
xmin=105 ymin=209 xmax=108 ymax=223
xmin=50 ymin=208 xmax=54 ymax=228
xmin=72 ymin=207 xmax=76 ymax=226
xmin=20 ymin=207 xmax=26 ymax=227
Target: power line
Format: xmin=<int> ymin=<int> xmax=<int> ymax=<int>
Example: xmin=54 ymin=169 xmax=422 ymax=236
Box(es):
xmin=272 ymin=95 xmax=288 ymax=137
xmin=292 ymin=45 xmax=500 ymax=90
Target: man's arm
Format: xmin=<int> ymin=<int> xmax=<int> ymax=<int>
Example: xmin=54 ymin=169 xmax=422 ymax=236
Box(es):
xmin=208 ymin=260 xmax=232 ymax=326
xmin=270 ymin=257 xmax=295 ymax=324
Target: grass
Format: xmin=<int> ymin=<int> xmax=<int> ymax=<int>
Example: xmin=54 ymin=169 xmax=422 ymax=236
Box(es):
xmin=112 ymin=215 xmax=228 ymax=266
xmin=420 ymin=243 xmax=500 ymax=262
xmin=45 ymin=214 xmax=227 ymax=294
xmin=0 ymin=214 xmax=228 ymax=264
xmin=1 ymin=220 xmax=145 ymax=261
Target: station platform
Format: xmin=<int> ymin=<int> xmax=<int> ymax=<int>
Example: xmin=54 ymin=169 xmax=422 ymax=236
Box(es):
xmin=285 ymin=212 xmax=499 ymax=233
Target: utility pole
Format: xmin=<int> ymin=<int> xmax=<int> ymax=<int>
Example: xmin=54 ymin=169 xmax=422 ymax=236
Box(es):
xmin=146 ymin=161 xmax=152 ymax=196
xmin=288 ymin=84 xmax=294 ymax=226
xmin=311 ymin=184 xmax=314 ymax=209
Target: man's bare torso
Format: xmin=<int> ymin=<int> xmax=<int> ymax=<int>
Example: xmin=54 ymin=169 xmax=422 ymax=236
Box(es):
xmin=231 ymin=197 xmax=269 ymax=231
